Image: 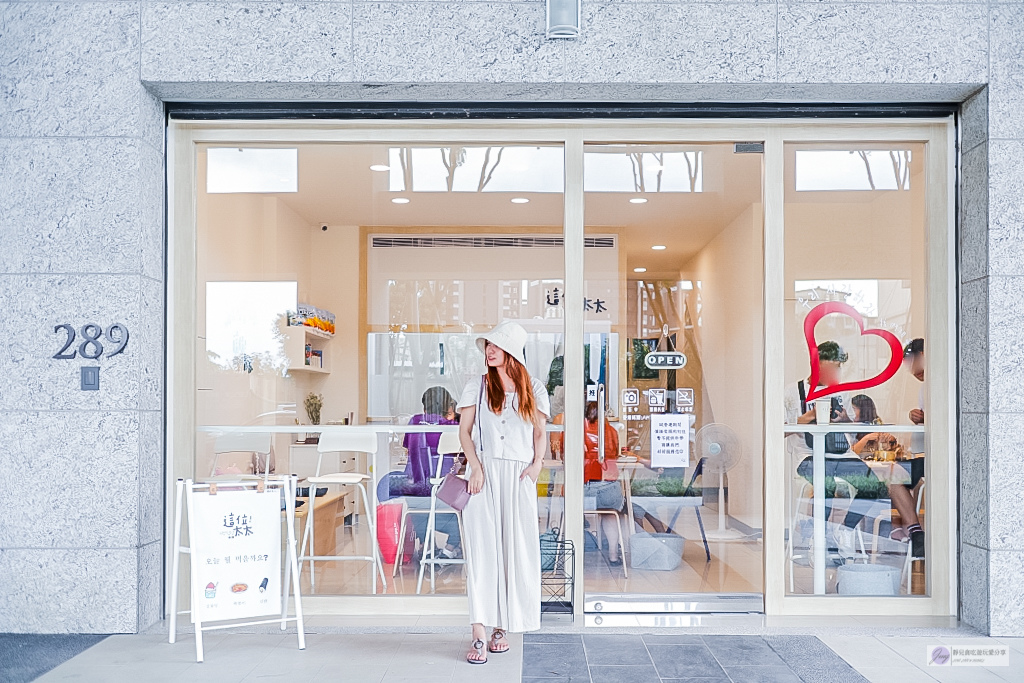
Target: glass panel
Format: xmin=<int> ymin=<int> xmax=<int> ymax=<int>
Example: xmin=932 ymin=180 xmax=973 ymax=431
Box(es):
xmin=784 ymin=142 xmax=928 ymax=596
xmin=581 ymin=143 xmax=765 ymax=596
xmin=195 ymin=141 xmax=564 ymax=599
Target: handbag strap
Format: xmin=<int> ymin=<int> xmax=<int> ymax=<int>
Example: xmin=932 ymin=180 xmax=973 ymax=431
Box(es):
xmin=476 ymin=375 xmax=485 ymax=455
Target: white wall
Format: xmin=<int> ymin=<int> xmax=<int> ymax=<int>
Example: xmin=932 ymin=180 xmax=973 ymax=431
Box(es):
xmin=684 ymin=203 xmax=765 ymax=529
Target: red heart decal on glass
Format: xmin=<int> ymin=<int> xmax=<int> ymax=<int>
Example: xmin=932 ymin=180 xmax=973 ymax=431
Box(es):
xmin=804 ymin=301 xmax=904 ymax=401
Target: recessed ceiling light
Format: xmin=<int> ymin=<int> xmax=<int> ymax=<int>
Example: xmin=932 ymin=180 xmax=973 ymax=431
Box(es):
xmin=391 ymin=197 xmax=410 ymax=204
xmin=630 ymin=197 xmax=648 ymax=204
xmin=370 ymin=164 xmax=390 ymax=172
xmin=652 ymin=245 xmax=666 ymax=251
xmin=511 ymin=197 xmax=530 ymax=204
xmin=633 ymin=267 xmax=647 ymax=273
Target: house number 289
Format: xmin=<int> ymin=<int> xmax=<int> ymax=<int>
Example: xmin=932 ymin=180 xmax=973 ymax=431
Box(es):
xmin=53 ymin=323 xmax=130 ymax=360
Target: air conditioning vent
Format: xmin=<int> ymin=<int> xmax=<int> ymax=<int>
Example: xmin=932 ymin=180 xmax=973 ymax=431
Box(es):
xmin=371 ymin=236 xmax=615 ymax=249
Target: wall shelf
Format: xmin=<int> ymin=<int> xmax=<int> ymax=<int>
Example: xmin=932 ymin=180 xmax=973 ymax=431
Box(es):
xmin=283 ymin=323 xmax=332 ymax=374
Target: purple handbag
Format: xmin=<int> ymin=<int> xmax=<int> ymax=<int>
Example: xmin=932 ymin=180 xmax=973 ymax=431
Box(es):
xmin=436 ymin=377 xmax=485 ymax=511
xmin=436 ymin=458 xmax=471 ymax=511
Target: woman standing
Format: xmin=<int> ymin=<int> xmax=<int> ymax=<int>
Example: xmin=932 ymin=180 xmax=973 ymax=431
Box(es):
xmin=457 ymin=321 xmax=549 ymax=665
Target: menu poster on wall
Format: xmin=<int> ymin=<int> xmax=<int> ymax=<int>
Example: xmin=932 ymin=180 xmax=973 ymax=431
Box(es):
xmin=191 ymin=489 xmax=281 ymax=622
xmin=650 ymin=413 xmax=690 ymax=468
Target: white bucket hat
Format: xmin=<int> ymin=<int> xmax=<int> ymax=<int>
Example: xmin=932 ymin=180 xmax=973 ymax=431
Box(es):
xmin=476 ymin=320 xmax=528 ymax=367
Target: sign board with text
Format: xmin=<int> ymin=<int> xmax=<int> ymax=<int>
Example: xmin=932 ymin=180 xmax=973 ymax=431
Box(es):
xmin=191 ymin=488 xmax=281 ymax=622
xmin=650 ymin=413 xmax=690 ymax=468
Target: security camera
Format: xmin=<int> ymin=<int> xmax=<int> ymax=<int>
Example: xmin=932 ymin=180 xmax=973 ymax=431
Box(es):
xmin=321 ymin=225 xmax=328 ymax=232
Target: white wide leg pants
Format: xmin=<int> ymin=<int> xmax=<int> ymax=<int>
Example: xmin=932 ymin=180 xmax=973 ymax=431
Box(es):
xmin=463 ymin=457 xmax=541 ymax=633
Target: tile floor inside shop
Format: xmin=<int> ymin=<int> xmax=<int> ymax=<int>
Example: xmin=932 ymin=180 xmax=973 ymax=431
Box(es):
xmin=24 ymin=617 xmax=1024 ymax=683
xmin=301 ymin=499 xmax=764 ymax=596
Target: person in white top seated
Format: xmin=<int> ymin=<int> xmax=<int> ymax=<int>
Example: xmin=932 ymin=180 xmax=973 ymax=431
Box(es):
xmin=784 ymin=341 xmax=876 ymax=538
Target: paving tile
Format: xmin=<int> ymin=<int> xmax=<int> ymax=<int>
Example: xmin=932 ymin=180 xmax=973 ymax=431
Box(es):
xmin=521 ymin=643 xmax=589 ymax=679
xmin=703 ymin=636 xmax=784 ymax=667
xmin=647 ymin=644 xmax=727 ymax=679
xmin=590 ymin=664 xmax=661 ymax=683
xmin=661 ymin=678 xmax=730 ymax=683
xmin=856 ymin=667 xmax=937 ymax=683
xmin=583 ymin=634 xmax=652 ymax=666
xmin=525 ymin=633 xmax=583 ymax=644
xmin=722 ymin=666 xmax=804 ymax=683
xmin=643 ymin=634 xmax=705 ymax=645
xmin=763 ymin=635 xmax=869 ymax=682
xmin=815 ymin=635 xmax=915 ymax=670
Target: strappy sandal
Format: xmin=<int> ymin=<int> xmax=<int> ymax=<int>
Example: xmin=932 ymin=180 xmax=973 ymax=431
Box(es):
xmin=488 ymin=629 xmax=509 ymax=654
xmin=466 ymin=639 xmax=487 ymax=664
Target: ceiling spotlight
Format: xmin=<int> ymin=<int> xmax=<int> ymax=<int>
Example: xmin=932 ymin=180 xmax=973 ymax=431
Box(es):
xmin=511 ymin=197 xmax=530 ymax=204
xmin=652 ymin=245 xmax=666 ymax=251
xmin=370 ymin=164 xmax=390 ymax=172
xmin=630 ymin=197 xmax=648 ymax=204
xmin=633 ymin=267 xmax=647 ymax=273
xmin=391 ymin=197 xmax=410 ymax=204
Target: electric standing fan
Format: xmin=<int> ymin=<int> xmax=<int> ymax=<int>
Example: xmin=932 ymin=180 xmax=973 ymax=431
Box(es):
xmin=696 ymin=423 xmax=744 ymax=541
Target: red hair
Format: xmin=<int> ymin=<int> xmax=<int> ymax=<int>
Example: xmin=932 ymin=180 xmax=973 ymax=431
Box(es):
xmin=484 ymin=355 xmax=536 ymax=424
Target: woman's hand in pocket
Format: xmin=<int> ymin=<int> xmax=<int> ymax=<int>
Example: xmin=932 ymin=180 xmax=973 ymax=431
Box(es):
xmin=520 ymin=461 xmax=543 ymax=485
xmin=469 ymin=467 xmax=485 ymax=495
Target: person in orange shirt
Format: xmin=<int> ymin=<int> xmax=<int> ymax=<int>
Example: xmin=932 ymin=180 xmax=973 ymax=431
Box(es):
xmin=560 ymin=401 xmax=623 ymax=565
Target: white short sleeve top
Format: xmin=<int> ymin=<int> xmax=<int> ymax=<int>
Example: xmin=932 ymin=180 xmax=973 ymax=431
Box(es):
xmin=457 ymin=376 xmax=551 ymax=464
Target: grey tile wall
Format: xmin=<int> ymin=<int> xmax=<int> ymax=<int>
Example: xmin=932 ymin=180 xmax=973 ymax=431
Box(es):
xmin=4 ymin=0 xmax=1024 ymax=637
xmin=0 ymin=0 xmax=165 ymax=635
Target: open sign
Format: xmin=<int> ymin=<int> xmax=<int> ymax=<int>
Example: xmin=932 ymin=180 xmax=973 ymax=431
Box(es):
xmin=644 ymin=351 xmax=687 ymax=370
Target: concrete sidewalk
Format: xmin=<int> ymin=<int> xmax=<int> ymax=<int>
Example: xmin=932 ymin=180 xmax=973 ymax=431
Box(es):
xmin=11 ymin=615 xmax=1024 ymax=683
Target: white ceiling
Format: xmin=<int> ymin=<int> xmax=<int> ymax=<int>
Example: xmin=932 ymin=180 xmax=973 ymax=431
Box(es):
xmin=217 ymin=142 xmax=764 ymax=278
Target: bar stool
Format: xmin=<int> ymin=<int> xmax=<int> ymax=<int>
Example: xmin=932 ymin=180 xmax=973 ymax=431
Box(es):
xmin=417 ymin=430 xmax=466 ymax=594
xmin=392 ymin=432 xmax=459 ymax=576
xmin=299 ymin=431 xmax=387 ymax=594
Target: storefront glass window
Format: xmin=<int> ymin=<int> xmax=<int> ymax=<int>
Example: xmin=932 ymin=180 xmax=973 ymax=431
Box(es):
xmin=783 ymin=142 xmax=928 ymax=596
xmin=194 ymin=141 xmax=564 ymax=598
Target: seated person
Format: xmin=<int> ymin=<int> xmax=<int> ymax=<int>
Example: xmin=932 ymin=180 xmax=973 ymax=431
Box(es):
xmin=847 ymin=394 xmax=923 ymax=551
xmin=391 ymin=386 xmax=462 ymax=560
xmin=786 ymin=341 xmax=878 ymax=535
xmin=559 ymin=401 xmax=625 ymax=565
xmin=402 ymin=386 xmax=459 ymax=496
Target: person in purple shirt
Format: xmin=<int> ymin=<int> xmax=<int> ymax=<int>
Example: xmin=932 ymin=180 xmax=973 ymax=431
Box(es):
xmin=403 ymin=386 xmax=458 ymax=489
xmin=401 ymin=387 xmax=463 ymax=561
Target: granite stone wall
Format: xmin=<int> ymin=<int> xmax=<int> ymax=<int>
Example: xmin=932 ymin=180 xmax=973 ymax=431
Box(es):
xmin=2 ymin=0 xmax=1022 ymax=634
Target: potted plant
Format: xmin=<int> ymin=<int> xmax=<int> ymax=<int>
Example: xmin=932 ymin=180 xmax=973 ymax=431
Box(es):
xmin=304 ymin=392 xmax=323 ymax=444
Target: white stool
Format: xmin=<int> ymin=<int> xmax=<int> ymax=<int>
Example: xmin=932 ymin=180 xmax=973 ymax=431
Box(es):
xmin=299 ymin=431 xmax=387 ymax=594
xmin=417 ymin=431 xmax=466 ymax=594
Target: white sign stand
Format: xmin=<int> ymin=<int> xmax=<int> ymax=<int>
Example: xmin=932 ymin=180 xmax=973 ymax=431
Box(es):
xmin=169 ymin=475 xmax=306 ymax=662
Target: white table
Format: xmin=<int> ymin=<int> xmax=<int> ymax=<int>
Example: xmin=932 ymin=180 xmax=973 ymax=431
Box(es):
xmin=784 ymin=423 xmax=925 ymax=594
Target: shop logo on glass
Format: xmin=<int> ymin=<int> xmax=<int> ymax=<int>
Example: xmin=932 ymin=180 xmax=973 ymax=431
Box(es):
xmin=803 ymin=301 xmax=903 ymax=401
